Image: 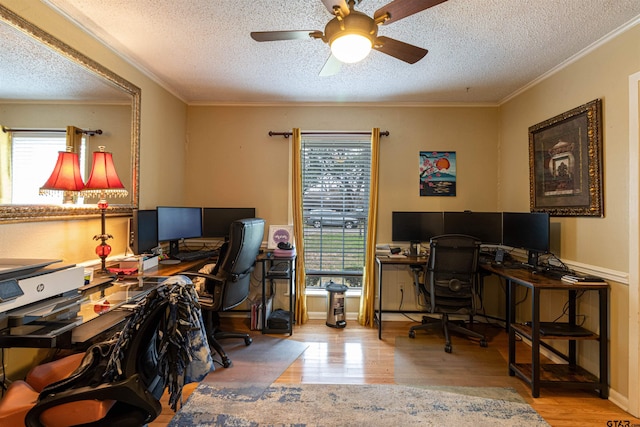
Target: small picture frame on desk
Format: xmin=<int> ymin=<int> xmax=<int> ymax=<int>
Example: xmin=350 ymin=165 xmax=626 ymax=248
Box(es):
xmin=268 ymin=225 xmax=293 ymax=249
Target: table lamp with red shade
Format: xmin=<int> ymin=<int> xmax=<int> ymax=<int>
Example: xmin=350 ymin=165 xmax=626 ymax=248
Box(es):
xmin=39 ymin=147 xmax=85 ymax=204
xmin=82 ymin=146 xmax=128 ymax=273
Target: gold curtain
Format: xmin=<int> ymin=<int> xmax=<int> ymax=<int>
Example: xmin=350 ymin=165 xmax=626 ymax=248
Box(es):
xmin=64 ymin=126 xmax=83 ymax=204
xmin=292 ymin=128 xmax=309 ymax=324
xmin=67 ymin=125 xmax=83 ymax=154
xmin=0 ymin=128 xmax=11 ymax=203
xmin=358 ymin=128 xmax=381 ymax=326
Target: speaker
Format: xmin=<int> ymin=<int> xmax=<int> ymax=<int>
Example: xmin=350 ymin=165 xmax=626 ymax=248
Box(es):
xmin=494 ymin=248 xmax=505 ymax=264
xmin=130 ymin=209 xmax=158 ymax=255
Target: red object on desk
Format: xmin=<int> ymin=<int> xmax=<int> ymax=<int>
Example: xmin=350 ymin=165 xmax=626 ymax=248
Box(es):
xmin=93 ymin=300 xmax=111 ymax=314
xmin=107 ymin=267 xmax=138 ymax=276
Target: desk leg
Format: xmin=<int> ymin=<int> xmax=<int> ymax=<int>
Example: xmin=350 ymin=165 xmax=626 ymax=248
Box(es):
xmin=599 ymin=287 xmax=609 ymax=398
xmin=531 ymin=287 xmax=541 ymax=398
xmin=505 ymin=277 xmax=511 ymax=332
xmin=508 ymin=280 xmax=516 ymax=376
xmin=377 ymin=258 xmax=383 ymax=340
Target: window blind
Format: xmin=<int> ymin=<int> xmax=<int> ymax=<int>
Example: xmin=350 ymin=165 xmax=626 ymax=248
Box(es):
xmin=11 ymin=133 xmax=86 ymax=204
xmin=301 ymin=134 xmax=371 ymax=283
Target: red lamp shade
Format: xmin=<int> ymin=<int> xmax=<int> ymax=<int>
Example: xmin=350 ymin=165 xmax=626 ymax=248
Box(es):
xmin=39 ymin=151 xmax=85 ymax=194
xmin=81 ymin=146 xmax=128 ymax=274
xmin=82 ymin=149 xmax=128 ymax=198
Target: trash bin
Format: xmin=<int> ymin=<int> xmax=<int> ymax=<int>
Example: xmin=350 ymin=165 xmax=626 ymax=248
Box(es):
xmin=325 ymin=281 xmax=348 ymax=328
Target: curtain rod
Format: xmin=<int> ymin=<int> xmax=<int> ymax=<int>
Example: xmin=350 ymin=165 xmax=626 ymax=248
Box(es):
xmin=268 ymin=130 xmax=389 ymax=139
xmin=1 ymin=126 xmax=103 ymax=136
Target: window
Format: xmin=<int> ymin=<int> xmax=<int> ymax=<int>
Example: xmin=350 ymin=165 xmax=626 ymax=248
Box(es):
xmin=301 ymin=134 xmax=371 ymax=289
xmin=10 ymin=133 xmax=86 ymax=204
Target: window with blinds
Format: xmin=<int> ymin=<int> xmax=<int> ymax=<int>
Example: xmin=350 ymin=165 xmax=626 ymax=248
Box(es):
xmin=11 ymin=133 xmax=86 ymax=204
xmin=301 ymin=134 xmax=371 ymax=289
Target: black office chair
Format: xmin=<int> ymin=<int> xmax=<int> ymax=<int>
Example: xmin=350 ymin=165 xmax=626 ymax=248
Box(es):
xmin=408 ymin=234 xmax=488 ymax=353
xmin=184 ymin=218 xmax=265 ymax=368
xmin=11 ymin=276 xmax=213 ymax=427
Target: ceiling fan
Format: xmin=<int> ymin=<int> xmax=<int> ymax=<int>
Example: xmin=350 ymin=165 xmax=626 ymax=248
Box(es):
xmin=250 ymin=0 xmax=448 ymax=76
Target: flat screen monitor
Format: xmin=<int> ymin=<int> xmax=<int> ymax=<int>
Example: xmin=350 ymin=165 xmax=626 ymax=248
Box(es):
xmin=129 ymin=209 xmax=158 ymax=255
xmin=502 ymin=212 xmax=550 ymax=267
xmin=443 ymin=211 xmax=502 ymax=244
xmin=391 ymin=211 xmax=444 ymax=242
xmin=156 ymin=206 xmax=202 ymax=257
xmin=202 ymin=207 xmax=256 ymax=238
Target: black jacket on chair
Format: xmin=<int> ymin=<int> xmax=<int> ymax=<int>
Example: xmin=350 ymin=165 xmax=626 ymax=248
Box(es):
xmin=184 ymin=218 xmax=265 ymax=368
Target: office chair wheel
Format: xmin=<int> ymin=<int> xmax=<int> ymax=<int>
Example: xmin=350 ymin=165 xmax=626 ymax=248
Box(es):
xmin=244 ymin=336 xmax=253 ymax=346
xmin=408 ymin=330 xmax=416 ymax=339
xmin=221 ymin=356 xmax=232 ymax=368
xmin=480 ymin=339 xmax=488 ymax=348
xmin=444 ymin=344 xmax=452 ymax=353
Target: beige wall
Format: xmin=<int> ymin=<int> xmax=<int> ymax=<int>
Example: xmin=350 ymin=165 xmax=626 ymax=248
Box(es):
xmin=1 ymin=0 xmax=638 ymax=409
xmin=499 ymin=25 xmax=639 ymax=271
xmin=499 ymin=24 xmax=640 ymax=401
xmin=185 ymin=105 xmax=500 ymax=241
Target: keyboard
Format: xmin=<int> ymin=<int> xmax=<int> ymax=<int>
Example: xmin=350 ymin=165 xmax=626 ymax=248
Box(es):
xmin=173 ymin=250 xmax=217 ymax=262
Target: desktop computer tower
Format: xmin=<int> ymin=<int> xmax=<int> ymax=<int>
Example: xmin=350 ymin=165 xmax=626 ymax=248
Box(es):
xmin=129 ymin=209 xmax=158 ymax=255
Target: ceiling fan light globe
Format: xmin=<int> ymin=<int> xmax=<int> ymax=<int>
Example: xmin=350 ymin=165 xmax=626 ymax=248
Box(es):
xmin=331 ymin=34 xmax=372 ymax=63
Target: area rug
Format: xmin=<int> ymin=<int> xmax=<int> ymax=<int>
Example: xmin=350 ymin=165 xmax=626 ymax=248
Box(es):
xmin=203 ymin=333 xmax=308 ymax=398
xmin=168 ymin=382 xmax=550 ymax=426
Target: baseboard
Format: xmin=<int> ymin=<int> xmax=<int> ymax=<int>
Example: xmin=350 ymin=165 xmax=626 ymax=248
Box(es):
xmin=608 ymin=388 xmax=629 ymax=412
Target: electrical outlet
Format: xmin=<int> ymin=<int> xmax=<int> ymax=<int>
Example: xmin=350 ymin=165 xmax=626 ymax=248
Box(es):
xmin=398 ymin=282 xmax=405 ymax=292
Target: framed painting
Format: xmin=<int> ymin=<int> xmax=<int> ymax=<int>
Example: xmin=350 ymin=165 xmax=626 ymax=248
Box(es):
xmin=420 ymin=151 xmax=456 ymax=196
xmin=267 ymin=225 xmax=293 ymax=249
xmin=528 ymin=99 xmax=603 ymax=216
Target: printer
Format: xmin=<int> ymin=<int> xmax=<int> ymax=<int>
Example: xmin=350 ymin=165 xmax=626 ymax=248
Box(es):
xmin=0 ymin=259 xmax=85 ymax=344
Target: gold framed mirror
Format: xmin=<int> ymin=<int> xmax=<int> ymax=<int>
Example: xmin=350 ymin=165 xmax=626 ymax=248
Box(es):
xmin=0 ymin=4 xmax=140 ymax=223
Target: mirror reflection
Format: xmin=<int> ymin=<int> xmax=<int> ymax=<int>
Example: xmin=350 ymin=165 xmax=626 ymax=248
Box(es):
xmin=0 ymin=4 xmax=140 ymax=222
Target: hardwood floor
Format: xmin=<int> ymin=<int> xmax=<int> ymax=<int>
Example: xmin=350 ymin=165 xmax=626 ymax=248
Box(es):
xmin=153 ymin=318 xmax=640 ymax=427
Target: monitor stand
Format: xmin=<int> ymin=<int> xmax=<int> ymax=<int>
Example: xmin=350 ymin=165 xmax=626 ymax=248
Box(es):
xmin=526 ymin=250 xmax=539 ymax=269
xmin=159 ymin=240 xmax=182 ymax=265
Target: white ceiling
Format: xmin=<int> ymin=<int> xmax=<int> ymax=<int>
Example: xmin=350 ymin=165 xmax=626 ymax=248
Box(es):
xmin=0 ymin=8 xmax=131 ymax=103
xmin=41 ymin=0 xmax=640 ymax=105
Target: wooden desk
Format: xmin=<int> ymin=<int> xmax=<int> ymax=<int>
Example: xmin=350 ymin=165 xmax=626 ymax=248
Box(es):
xmin=481 ymin=264 xmax=609 ymax=398
xmin=143 ymin=258 xmax=211 ymax=276
xmin=375 ymin=255 xmax=428 ymax=339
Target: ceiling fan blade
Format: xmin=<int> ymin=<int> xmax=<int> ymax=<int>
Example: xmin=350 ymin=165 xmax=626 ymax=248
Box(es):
xmin=321 ymin=0 xmax=350 ymax=16
xmin=373 ymin=36 xmax=428 ymax=64
xmin=374 ymin=0 xmax=448 ymax=25
xmin=250 ymin=30 xmax=322 ymax=42
xmin=319 ymin=54 xmax=342 ymax=77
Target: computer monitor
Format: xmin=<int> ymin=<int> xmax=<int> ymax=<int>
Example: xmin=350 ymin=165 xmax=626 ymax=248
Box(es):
xmin=202 ymin=207 xmax=256 ymax=239
xmin=156 ymin=206 xmax=202 ymax=257
xmin=443 ymin=211 xmax=502 ymax=244
xmin=129 ymin=209 xmax=158 ymax=255
xmin=391 ymin=211 xmax=444 ymax=243
xmin=502 ymin=212 xmax=550 ymax=267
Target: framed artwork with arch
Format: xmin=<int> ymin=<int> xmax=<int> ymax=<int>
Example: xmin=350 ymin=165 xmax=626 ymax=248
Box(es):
xmin=529 ymin=99 xmax=603 ymax=217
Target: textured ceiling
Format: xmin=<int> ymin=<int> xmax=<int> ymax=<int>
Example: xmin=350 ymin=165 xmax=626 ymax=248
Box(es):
xmin=15 ymin=1 xmax=640 ymax=104
xmin=0 ymin=12 xmax=130 ymax=102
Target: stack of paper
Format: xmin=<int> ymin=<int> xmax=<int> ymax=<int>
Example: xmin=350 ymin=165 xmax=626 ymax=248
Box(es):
xmin=561 ymin=274 xmax=605 ymax=284
xmin=376 ymin=244 xmax=391 ymax=257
